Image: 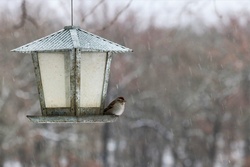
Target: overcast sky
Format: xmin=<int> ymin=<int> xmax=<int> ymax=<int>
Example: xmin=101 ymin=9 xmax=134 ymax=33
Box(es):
xmin=49 ymin=0 xmax=250 ymax=28
xmin=127 ymin=0 xmax=250 ymax=27
xmin=2 ymin=0 xmax=250 ymax=29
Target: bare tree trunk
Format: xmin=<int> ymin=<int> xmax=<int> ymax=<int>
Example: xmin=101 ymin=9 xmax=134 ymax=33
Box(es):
xmin=242 ymin=68 xmax=250 ymax=167
xmin=209 ymin=113 xmax=222 ymax=167
xmin=244 ymin=118 xmax=250 ymax=167
xmin=102 ymin=124 xmax=110 ymax=167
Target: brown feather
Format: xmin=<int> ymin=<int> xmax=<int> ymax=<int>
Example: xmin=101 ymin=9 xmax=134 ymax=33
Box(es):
xmin=103 ymin=97 xmax=125 ymax=114
xmin=103 ymin=100 xmax=116 ymax=113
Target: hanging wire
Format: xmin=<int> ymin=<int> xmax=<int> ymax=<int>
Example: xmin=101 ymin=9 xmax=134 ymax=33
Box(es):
xmin=71 ymin=0 xmax=73 ymax=26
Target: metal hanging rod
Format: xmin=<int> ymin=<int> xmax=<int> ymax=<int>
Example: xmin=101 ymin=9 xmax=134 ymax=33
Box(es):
xmin=71 ymin=0 xmax=73 ymax=26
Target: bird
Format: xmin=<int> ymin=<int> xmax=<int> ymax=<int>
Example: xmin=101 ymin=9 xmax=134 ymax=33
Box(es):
xmin=103 ymin=97 xmax=126 ymax=116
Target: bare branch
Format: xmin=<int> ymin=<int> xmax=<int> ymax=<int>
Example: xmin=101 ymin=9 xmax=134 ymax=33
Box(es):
xmin=213 ymin=0 xmax=223 ymax=19
xmin=82 ymin=0 xmax=105 ymax=23
xmin=13 ymin=0 xmax=26 ymax=29
xmin=13 ymin=0 xmax=38 ymax=29
xmin=99 ymin=0 xmax=133 ymax=31
xmin=27 ymin=15 xmax=39 ymax=28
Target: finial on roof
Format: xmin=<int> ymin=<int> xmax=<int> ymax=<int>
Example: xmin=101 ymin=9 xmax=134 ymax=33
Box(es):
xmin=64 ymin=26 xmax=80 ymax=30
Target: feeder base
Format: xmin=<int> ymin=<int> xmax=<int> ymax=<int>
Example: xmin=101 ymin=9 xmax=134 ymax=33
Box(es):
xmin=27 ymin=115 xmax=118 ymax=123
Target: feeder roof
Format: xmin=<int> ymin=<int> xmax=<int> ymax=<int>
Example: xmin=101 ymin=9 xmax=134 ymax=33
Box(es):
xmin=12 ymin=26 xmax=132 ymax=53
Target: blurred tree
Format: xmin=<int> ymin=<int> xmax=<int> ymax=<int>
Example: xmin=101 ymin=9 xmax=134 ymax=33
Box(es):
xmin=2 ymin=0 xmax=250 ymax=167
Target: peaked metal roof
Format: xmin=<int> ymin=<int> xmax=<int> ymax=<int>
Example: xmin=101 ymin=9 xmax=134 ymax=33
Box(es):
xmin=12 ymin=26 xmax=132 ymax=53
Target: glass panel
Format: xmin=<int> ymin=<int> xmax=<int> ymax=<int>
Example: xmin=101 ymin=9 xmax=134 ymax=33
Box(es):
xmin=38 ymin=53 xmax=70 ymax=108
xmin=80 ymin=52 xmax=106 ymax=107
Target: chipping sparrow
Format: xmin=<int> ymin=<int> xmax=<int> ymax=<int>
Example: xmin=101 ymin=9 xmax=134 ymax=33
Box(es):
xmin=103 ymin=97 xmax=126 ymax=116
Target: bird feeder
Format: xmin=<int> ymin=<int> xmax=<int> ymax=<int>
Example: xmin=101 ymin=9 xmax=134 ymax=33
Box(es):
xmin=12 ymin=26 xmax=132 ymax=123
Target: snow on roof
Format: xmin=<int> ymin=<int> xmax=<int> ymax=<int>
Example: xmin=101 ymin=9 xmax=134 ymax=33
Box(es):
xmin=12 ymin=26 xmax=132 ymax=53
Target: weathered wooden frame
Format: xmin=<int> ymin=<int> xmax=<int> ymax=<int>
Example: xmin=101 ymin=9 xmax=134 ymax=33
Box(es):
xmin=27 ymin=50 xmax=117 ymax=123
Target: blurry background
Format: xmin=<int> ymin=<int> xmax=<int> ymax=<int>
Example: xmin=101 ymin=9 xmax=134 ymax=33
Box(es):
xmin=1 ymin=0 xmax=250 ymax=166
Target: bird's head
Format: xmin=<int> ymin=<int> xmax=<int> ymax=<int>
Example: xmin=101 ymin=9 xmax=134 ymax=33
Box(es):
xmin=117 ymin=97 xmax=126 ymax=103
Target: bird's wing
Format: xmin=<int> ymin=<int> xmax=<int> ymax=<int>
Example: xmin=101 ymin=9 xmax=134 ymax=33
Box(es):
xmin=103 ymin=100 xmax=116 ymax=113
